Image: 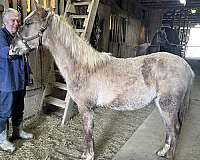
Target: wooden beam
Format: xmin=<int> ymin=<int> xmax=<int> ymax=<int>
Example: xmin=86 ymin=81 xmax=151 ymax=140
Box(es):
xmin=30 ymin=0 xmax=34 ymax=11
xmin=55 ymin=0 xmax=59 ymax=14
xmin=60 ymin=0 xmax=65 ymax=15
xmin=0 ymin=4 xmax=4 ymax=12
xmin=38 ymin=0 xmax=43 ymax=6
xmin=3 ymin=0 xmax=9 ymax=9
xmin=12 ymin=0 xmax=18 ymax=9
xmin=21 ymin=0 xmax=27 ymax=19
xmin=51 ymin=0 xmax=56 ymax=8
xmin=82 ymin=0 xmax=100 ymax=40
xmin=43 ymin=0 xmax=47 ymax=8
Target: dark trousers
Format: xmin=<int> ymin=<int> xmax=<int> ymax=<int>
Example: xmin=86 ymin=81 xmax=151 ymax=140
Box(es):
xmin=0 ymin=90 xmax=25 ymax=133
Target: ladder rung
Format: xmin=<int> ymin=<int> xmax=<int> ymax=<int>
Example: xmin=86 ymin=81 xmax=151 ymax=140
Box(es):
xmin=75 ymin=29 xmax=84 ymax=33
xmin=69 ymin=15 xmax=88 ymax=19
xmin=44 ymin=96 xmax=66 ymax=109
xmin=72 ymin=1 xmax=90 ymax=6
xmin=54 ymin=82 xmax=67 ymax=91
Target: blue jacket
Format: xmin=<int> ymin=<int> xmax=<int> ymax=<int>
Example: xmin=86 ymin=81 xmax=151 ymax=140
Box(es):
xmin=0 ymin=27 xmax=28 ymax=92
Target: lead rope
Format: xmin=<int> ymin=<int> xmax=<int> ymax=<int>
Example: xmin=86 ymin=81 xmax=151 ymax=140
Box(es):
xmin=39 ymin=35 xmax=44 ymax=87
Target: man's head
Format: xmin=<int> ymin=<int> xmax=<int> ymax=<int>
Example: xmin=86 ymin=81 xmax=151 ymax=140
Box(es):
xmin=2 ymin=8 xmax=21 ymax=35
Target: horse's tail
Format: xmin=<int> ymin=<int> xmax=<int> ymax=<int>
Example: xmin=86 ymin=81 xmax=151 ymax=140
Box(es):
xmin=178 ymin=66 xmax=195 ymax=130
xmin=185 ymin=68 xmax=195 ymax=111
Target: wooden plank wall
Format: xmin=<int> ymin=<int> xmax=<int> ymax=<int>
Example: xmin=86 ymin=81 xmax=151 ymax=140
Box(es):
xmin=3 ymin=0 xmax=59 ymax=18
xmin=108 ymin=14 xmax=137 ymax=58
xmin=0 ymin=4 xmax=3 ymax=26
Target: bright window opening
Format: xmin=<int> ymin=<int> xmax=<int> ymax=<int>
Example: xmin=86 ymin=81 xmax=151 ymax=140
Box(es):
xmin=185 ymin=25 xmax=200 ymax=59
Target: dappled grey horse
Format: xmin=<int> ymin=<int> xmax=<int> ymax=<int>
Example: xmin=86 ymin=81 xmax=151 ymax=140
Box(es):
xmin=10 ymin=2 xmax=194 ymax=160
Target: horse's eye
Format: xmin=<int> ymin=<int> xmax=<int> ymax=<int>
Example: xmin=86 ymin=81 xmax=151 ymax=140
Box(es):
xmin=25 ymin=21 xmax=32 ymax=25
xmin=18 ymin=26 xmax=23 ymax=32
xmin=41 ymin=11 xmax=48 ymax=19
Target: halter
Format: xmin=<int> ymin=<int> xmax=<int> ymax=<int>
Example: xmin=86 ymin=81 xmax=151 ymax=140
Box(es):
xmin=16 ymin=12 xmax=52 ymax=53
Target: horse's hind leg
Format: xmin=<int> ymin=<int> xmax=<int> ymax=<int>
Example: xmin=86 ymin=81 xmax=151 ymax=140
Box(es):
xmin=154 ymin=95 xmax=181 ymax=160
xmin=177 ymin=84 xmax=192 ymax=135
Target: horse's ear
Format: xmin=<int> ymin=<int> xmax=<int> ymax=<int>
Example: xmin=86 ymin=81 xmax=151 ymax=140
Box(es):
xmin=33 ymin=0 xmax=39 ymax=10
xmin=49 ymin=6 xmax=54 ymax=14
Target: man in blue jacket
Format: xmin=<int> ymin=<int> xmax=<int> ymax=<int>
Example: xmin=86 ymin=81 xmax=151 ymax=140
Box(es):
xmin=0 ymin=8 xmax=33 ymax=153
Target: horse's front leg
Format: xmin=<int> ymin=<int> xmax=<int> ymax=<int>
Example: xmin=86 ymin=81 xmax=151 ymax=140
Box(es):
xmin=80 ymin=109 xmax=94 ymax=160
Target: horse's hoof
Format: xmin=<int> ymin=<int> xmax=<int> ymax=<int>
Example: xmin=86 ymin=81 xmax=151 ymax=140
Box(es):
xmin=157 ymin=144 xmax=170 ymax=157
xmin=156 ymin=144 xmax=175 ymax=160
xmin=81 ymin=152 xmax=94 ymax=160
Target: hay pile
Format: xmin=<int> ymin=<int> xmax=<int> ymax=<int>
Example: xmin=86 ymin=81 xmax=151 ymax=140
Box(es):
xmin=0 ymin=106 xmax=153 ymax=160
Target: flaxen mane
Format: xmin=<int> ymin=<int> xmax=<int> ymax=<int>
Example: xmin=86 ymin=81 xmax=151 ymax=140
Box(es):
xmin=51 ymin=15 xmax=110 ymax=70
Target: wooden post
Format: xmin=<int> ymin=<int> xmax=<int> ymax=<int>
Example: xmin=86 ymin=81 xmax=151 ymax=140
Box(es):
xmin=3 ymin=0 xmax=9 ymax=9
xmin=82 ymin=0 xmax=100 ymax=41
xmin=51 ymin=0 xmax=56 ymax=8
xmin=55 ymin=0 xmax=59 ymax=14
xmin=21 ymin=0 xmax=27 ymax=19
xmin=30 ymin=0 xmax=34 ymax=11
xmin=12 ymin=0 xmax=18 ymax=9
xmin=60 ymin=0 xmax=65 ymax=15
xmin=0 ymin=4 xmax=3 ymax=26
xmin=38 ymin=0 xmax=43 ymax=6
xmin=43 ymin=0 xmax=47 ymax=8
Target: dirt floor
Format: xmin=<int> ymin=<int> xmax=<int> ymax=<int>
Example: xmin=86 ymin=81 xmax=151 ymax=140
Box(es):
xmin=0 ymin=106 xmax=153 ymax=160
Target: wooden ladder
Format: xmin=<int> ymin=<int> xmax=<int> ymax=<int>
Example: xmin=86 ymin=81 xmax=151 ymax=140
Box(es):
xmin=41 ymin=0 xmax=99 ymax=126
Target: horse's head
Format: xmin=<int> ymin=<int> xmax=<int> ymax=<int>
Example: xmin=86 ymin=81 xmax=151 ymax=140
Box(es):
xmin=10 ymin=0 xmax=53 ymax=56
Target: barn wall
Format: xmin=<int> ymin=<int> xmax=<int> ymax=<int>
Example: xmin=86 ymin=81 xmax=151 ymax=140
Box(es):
xmin=145 ymin=9 xmax=166 ymax=42
xmin=0 ymin=3 xmax=3 ymax=26
xmin=95 ymin=3 xmax=111 ymax=52
xmin=126 ymin=17 xmax=141 ymax=47
xmin=105 ymin=0 xmax=144 ymax=58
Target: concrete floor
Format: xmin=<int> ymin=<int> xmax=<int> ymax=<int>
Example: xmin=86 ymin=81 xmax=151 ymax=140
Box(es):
xmin=113 ymin=59 xmax=200 ymax=160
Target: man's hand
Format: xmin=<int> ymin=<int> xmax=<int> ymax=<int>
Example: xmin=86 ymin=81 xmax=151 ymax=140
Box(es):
xmin=8 ymin=49 xmax=16 ymax=60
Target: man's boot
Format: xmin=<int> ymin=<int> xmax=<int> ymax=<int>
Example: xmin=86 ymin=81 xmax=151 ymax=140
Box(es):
xmin=11 ymin=125 xmax=33 ymax=141
xmin=0 ymin=130 xmax=15 ymax=153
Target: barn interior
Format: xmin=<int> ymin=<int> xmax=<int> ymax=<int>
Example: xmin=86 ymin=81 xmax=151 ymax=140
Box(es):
xmin=0 ymin=0 xmax=200 ymax=160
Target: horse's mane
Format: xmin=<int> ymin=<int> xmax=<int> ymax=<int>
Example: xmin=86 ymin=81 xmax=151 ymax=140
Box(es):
xmin=51 ymin=14 xmax=111 ymax=70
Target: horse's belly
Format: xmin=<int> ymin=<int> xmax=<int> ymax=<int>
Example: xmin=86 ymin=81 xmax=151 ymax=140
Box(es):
xmin=110 ymin=99 xmax=151 ymax=111
xmin=100 ymin=88 xmax=157 ymax=111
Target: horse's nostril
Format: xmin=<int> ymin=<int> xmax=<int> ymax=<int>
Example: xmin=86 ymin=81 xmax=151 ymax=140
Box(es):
xmin=12 ymin=48 xmax=16 ymax=52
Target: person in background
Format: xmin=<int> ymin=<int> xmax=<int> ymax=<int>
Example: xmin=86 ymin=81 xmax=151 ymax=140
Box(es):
xmin=0 ymin=8 xmax=33 ymax=153
xmin=160 ymin=23 xmax=182 ymax=57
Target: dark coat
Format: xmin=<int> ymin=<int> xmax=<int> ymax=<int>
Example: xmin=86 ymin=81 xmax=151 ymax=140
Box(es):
xmin=0 ymin=27 xmax=30 ymax=91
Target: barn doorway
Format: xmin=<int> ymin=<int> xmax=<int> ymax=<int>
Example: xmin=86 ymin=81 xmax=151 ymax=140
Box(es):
xmin=185 ymin=25 xmax=200 ymax=59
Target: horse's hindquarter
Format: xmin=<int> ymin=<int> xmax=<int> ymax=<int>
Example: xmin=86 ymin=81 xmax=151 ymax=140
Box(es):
xmin=152 ymin=52 xmax=194 ymax=95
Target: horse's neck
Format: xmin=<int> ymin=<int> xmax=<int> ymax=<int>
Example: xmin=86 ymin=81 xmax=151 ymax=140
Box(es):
xmin=45 ymin=40 xmax=74 ymax=81
xmin=43 ymin=15 xmax=109 ymax=81
xmin=43 ymin=18 xmax=77 ymax=82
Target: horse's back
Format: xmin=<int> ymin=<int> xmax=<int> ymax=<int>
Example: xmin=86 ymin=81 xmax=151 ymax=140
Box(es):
xmin=146 ymin=52 xmax=194 ymax=94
